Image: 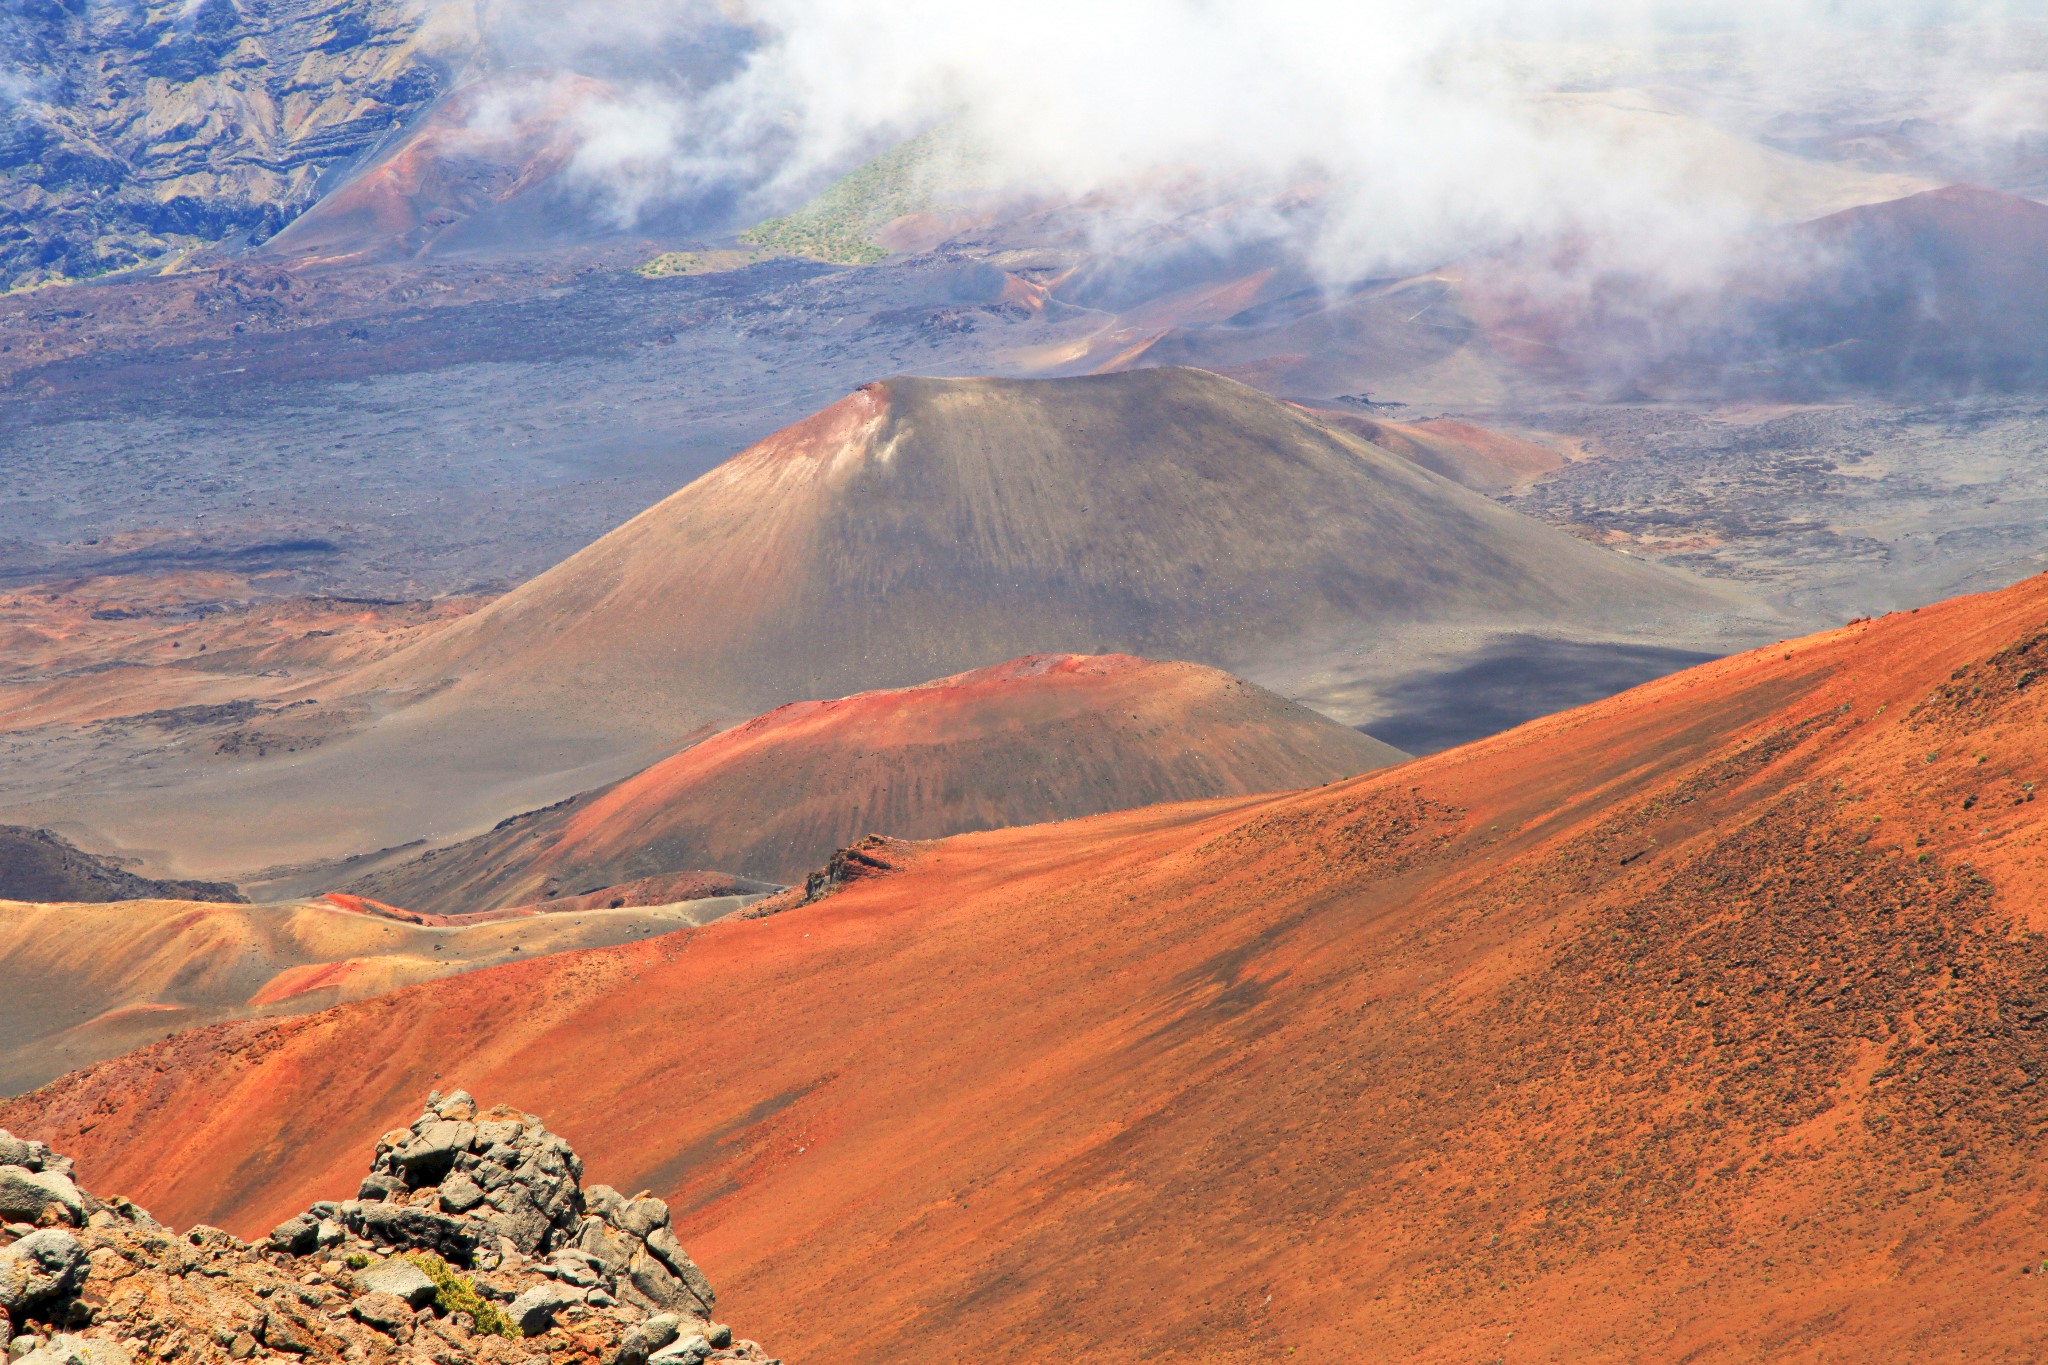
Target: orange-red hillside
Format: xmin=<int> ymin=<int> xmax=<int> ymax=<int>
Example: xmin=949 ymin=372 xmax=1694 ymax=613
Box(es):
xmin=260 ymin=75 xmax=596 ymax=266
xmin=351 ymin=653 xmax=1402 ymax=911
xmin=21 ymin=576 xmax=2048 ymax=1360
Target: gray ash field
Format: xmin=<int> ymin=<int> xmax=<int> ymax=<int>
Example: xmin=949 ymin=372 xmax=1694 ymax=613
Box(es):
xmin=0 ymin=250 xmax=1100 ymax=597
xmin=1499 ymin=400 xmax=2048 ymax=621
xmin=14 ymin=245 xmax=2046 ymax=626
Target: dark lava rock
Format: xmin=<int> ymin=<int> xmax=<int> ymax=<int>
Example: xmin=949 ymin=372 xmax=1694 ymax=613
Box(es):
xmin=0 ymin=826 xmax=245 ymax=904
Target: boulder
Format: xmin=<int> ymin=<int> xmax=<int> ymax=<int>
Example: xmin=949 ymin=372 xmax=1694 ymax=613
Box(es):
xmin=582 ymin=1185 xmax=626 ymax=1223
xmin=258 ymin=1306 xmax=314 ymax=1355
xmin=428 ymin=1090 xmax=480 ymax=1122
xmin=473 ymin=1120 xmax=522 ymax=1149
xmin=575 ymin=1216 xmax=639 ymax=1271
xmin=436 ymin=1172 xmax=486 ymax=1215
xmin=12 ymin=1335 xmax=131 ymax=1365
xmin=649 ymin=1332 xmax=712 ymax=1365
xmin=0 ymin=1171 xmax=85 ymax=1227
xmin=479 ymin=1186 xmax=552 ymax=1255
xmin=393 ymin=1121 xmax=475 ymax=1184
xmin=0 ymin=1136 xmax=68 ymax=1181
xmin=344 ymin=1203 xmax=478 ymax=1262
xmin=506 ymin=1281 xmax=578 ymax=1336
xmin=613 ymin=1196 xmax=669 ymax=1241
xmin=619 ymin=1313 xmax=682 ymax=1360
xmin=348 ymin=1291 xmax=415 ymax=1335
xmin=266 ymin=1213 xmax=321 ymax=1256
xmin=355 ymin=1173 xmax=404 ymax=1203
xmin=351 ymin=1258 xmax=436 ymax=1309
xmin=0 ymin=1230 xmax=85 ymax=1314
xmin=621 ymin=1244 xmax=706 ymax=1319
xmin=548 ymin=1248 xmax=612 ymax=1289
xmin=645 ymin=1227 xmax=716 ymax=1314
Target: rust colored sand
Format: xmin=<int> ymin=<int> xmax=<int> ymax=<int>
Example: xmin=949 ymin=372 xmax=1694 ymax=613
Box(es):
xmin=17 ymin=578 xmax=2048 ymax=1360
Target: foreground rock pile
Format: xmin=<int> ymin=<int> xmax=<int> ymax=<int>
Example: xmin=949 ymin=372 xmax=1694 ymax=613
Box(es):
xmin=0 ymin=1093 xmax=777 ymax=1365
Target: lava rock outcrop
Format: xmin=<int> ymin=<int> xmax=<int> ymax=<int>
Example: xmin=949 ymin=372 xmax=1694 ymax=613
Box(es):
xmin=0 ymin=1092 xmax=772 ymax=1365
xmin=0 ymin=827 xmax=245 ymax=906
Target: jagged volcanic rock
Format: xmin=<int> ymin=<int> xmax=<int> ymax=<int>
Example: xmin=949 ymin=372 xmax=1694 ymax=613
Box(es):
xmin=0 ymin=1093 xmax=774 ymax=1365
xmin=0 ymin=828 xmax=244 ymax=906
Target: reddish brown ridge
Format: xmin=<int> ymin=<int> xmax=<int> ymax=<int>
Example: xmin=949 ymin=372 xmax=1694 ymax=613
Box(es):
xmin=16 ymin=576 xmax=2048 ymax=1360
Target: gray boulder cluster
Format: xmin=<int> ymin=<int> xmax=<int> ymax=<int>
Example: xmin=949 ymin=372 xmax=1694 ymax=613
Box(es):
xmin=0 ymin=1095 xmax=779 ymax=1365
xmin=0 ymin=1131 xmax=98 ymax=1350
xmin=283 ymin=1091 xmax=719 ymax=1325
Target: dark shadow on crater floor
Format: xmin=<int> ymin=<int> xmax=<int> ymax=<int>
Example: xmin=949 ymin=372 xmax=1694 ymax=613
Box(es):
xmin=1364 ymin=636 xmax=1724 ymax=756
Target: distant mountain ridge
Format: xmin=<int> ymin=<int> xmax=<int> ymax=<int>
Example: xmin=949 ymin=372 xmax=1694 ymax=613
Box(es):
xmin=0 ymin=0 xmax=475 ymax=289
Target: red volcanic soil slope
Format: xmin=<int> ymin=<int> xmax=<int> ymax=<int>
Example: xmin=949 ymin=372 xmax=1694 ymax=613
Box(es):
xmin=24 ymin=577 xmax=2048 ymax=1359
xmin=351 ymin=653 xmax=1402 ymax=911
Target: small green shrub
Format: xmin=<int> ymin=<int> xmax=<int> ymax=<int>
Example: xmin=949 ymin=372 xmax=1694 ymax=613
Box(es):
xmin=400 ymin=1252 xmax=521 ymax=1339
xmin=344 ymin=1252 xmax=370 ymax=1270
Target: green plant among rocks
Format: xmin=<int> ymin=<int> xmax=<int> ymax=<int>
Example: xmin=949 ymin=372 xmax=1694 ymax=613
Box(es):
xmin=400 ymin=1252 xmax=521 ymax=1339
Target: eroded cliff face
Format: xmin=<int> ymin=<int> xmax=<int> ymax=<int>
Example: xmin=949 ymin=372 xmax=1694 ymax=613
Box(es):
xmin=0 ymin=0 xmax=480 ymax=289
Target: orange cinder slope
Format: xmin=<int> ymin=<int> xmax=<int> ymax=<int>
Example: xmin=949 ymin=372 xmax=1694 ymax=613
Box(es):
xmin=16 ymin=575 xmax=2048 ymax=1362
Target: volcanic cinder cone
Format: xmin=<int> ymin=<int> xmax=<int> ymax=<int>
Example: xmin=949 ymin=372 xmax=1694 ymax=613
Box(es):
xmin=366 ymin=365 xmax=1741 ymax=730
xmin=20 ymin=367 xmax=1753 ymax=879
xmin=1757 ymin=183 xmax=2048 ymax=392
xmin=349 ymin=652 xmax=1404 ymax=910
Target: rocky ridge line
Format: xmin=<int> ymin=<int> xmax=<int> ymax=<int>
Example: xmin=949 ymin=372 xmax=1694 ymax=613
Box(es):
xmin=0 ymin=1092 xmax=776 ymax=1365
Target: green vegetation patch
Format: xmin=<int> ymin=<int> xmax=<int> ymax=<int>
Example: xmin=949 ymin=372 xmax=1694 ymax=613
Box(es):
xmin=635 ymin=248 xmax=773 ymax=278
xmin=738 ymin=128 xmax=979 ymax=267
xmin=400 ymin=1252 xmax=522 ymax=1339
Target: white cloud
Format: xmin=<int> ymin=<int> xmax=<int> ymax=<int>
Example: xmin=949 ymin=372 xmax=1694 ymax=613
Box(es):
xmin=477 ymin=0 xmax=2044 ymax=280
